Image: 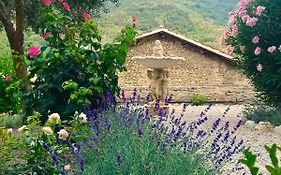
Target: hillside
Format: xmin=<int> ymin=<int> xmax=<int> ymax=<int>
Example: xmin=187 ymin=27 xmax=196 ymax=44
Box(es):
xmin=99 ymin=0 xmax=239 ymax=49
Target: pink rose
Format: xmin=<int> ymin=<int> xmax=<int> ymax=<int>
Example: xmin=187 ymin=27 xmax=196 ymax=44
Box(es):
xmin=82 ymin=12 xmax=91 ymax=20
xmin=220 ymin=36 xmax=226 ymax=46
xmin=240 ymin=45 xmax=246 ymax=53
xmin=58 ymin=33 xmax=64 ymax=39
xmin=227 ymin=18 xmax=235 ymax=27
xmin=5 ymin=75 xmax=12 ymax=81
xmin=42 ymin=0 xmax=52 ymax=5
xmin=256 ymin=6 xmax=265 ymax=16
xmin=28 ymin=46 xmax=41 ymax=58
xmin=231 ymin=25 xmax=239 ymax=37
xmin=132 ymin=16 xmax=137 ymax=21
xmin=224 ymin=30 xmax=231 ymax=38
xmin=257 ymin=64 xmax=263 ymax=72
xmin=267 ymin=46 xmax=276 ymax=53
xmin=252 ymin=36 xmax=259 ymax=44
xmin=241 ymin=15 xmax=250 ymax=22
xmin=226 ymin=45 xmax=234 ymax=56
xmin=246 ymin=17 xmax=258 ymax=27
xmin=43 ymin=32 xmax=51 ymax=38
xmin=57 ymin=129 xmax=69 ymax=140
xmin=254 ymin=47 xmax=262 ymax=55
xmin=63 ymin=2 xmax=70 ymax=11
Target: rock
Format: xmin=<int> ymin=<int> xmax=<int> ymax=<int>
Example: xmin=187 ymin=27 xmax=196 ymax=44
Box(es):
xmin=274 ymin=126 xmax=281 ymax=135
xmin=244 ymin=120 xmax=257 ymax=129
xmin=255 ymin=121 xmax=273 ymax=132
xmin=239 ymin=115 xmax=247 ymax=124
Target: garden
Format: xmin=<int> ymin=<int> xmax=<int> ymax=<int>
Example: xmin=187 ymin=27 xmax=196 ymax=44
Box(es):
xmin=0 ymin=0 xmax=280 ymax=174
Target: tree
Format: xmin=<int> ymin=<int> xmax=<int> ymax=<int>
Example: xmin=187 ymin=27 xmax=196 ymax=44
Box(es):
xmin=223 ymin=0 xmax=281 ymax=107
xmin=0 ymin=0 xmax=118 ymax=79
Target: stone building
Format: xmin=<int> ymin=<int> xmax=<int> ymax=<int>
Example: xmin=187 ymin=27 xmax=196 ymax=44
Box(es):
xmin=118 ymin=28 xmax=256 ymax=103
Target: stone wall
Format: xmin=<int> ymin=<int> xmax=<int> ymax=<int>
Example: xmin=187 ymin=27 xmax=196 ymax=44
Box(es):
xmin=118 ymin=33 xmax=256 ymax=103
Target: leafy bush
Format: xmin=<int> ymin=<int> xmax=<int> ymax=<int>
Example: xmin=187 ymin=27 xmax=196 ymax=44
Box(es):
xmin=0 ymin=35 xmax=22 ymax=113
xmin=224 ymin=0 xmax=281 ymax=107
xmin=243 ymin=105 xmax=281 ymax=126
xmin=240 ymin=144 xmax=281 ymax=175
xmin=0 ymin=113 xmax=23 ymax=128
xmin=190 ymin=93 xmax=208 ymax=106
xmin=25 ymin=1 xmax=136 ymax=121
xmin=0 ymin=112 xmax=90 ymax=175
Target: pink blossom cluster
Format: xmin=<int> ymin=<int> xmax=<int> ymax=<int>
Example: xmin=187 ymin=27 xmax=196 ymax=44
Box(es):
xmin=252 ymin=36 xmax=259 ymax=44
xmin=42 ymin=0 xmax=52 ymax=5
xmin=83 ymin=12 xmax=91 ymax=20
xmin=41 ymin=0 xmax=70 ymax=11
xmin=28 ymin=46 xmax=41 ymax=58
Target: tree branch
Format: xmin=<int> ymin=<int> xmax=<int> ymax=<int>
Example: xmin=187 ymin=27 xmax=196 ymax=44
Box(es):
xmin=15 ymin=0 xmax=24 ymax=34
xmin=0 ymin=0 xmax=16 ymax=43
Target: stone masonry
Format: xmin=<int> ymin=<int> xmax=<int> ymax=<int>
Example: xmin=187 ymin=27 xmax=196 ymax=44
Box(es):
xmin=118 ymin=29 xmax=256 ymax=103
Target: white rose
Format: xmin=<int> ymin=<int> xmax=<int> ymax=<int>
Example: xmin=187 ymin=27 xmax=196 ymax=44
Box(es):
xmin=42 ymin=126 xmax=54 ymax=135
xmin=6 ymin=128 xmax=13 ymax=134
xmin=18 ymin=125 xmax=27 ymax=132
xmin=79 ymin=113 xmax=87 ymax=123
xmin=64 ymin=165 xmax=71 ymax=171
xmin=48 ymin=113 xmax=61 ymax=124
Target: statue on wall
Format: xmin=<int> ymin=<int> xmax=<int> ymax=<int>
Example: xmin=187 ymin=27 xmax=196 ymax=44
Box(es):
xmin=153 ymin=40 xmax=164 ymax=57
xmin=147 ymin=68 xmax=169 ymax=102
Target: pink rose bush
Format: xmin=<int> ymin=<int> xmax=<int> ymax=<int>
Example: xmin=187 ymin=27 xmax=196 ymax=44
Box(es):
xmin=223 ymin=0 xmax=281 ymax=106
xmin=28 ymin=46 xmax=41 ymax=58
xmin=82 ymin=12 xmax=91 ymax=20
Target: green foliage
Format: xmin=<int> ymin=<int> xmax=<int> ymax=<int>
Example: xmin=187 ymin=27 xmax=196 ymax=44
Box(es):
xmin=99 ymin=0 xmax=238 ymax=48
xmin=240 ymin=144 xmax=281 ymax=175
xmin=0 ymin=113 xmax=23 ymax=128
xmin=82 ymin=109 xmax=216 ymax=175
xmin=0 ymin=111 xmax=90 ymax=174
xmin=0 ymin=0 xmax=119 ymax=33
xmin=243 ymin=105 xmax=281 ymax=126
xmin=225 ymin=0 xmax=281 ymax=107
xmin=190 ymin=93 xmax=208 ymax=106
xmin=0 ymin=33 xmax=22 ymax=113
xmin=25 ymin=3 xmax=136 ymax=120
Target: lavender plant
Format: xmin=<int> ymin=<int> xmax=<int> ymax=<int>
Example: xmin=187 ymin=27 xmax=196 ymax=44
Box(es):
xmin=78 ymin=90 xmax=246 ymax=174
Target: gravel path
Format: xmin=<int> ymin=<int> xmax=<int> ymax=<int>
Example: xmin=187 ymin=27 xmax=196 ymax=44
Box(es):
xmin=170 ymin=104 xmax=281 ymax=175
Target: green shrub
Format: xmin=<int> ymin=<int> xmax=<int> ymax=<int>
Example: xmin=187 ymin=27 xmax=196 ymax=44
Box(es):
xmin=25 ymin=2 xmax=136 ymax=121
xmin=0 ymin=33 xmax=22 ymax=114
xmin=0 ymin=113 xmax=23 ymax=128
xmin=224 ymin=0 xmax=281 ymax=107
xmin=240 ymin=144 xmax=281 ymax=175
xmin=190 ymin=93 xmax=208 ymax=106
xmin=243 ymin=105 xmax=281 ymax=126
xmin=0 ymin=111 xmax=90 ymax=175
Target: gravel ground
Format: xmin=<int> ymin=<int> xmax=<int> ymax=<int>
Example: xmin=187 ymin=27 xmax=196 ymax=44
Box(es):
xmin=169 ymin=104 xmax=281 ymax=175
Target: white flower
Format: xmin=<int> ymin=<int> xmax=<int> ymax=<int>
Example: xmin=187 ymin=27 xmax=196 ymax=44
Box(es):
xmin=42 ymin=126 xmax=54 ymax=135
xmin=57 ymin=129 xmax=69 ymax=140
xmin=18 ymin=125 xmax=27 ymax=132
xmin=6 ymin=128 xmax=13 ymax=134
xmin=47 ymin=113 xmax=61 ymax=124
xmin=64 ymin=165 xmax=71 ymax=171
xmin=78 ymin=113 xmax=87 ymax=123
